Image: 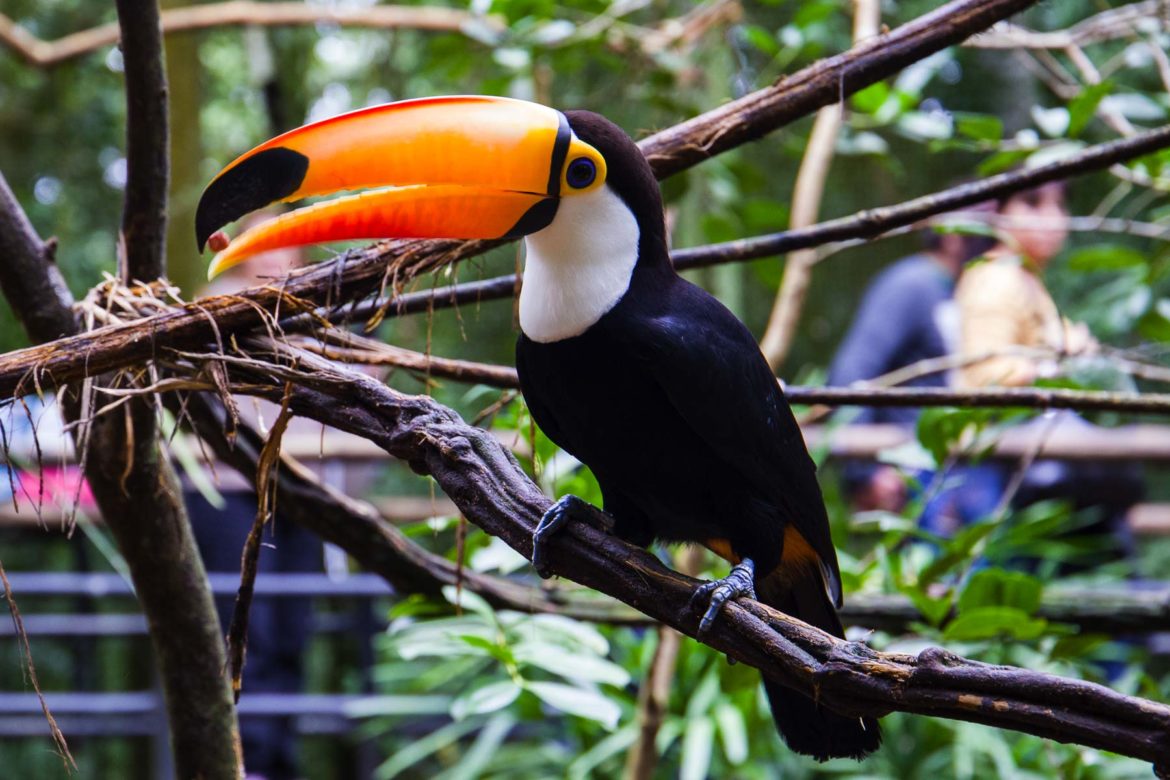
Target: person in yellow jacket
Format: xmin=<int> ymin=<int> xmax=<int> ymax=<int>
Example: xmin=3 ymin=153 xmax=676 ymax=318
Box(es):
xmin=955 ymin=181 xmax=1096 ymax=388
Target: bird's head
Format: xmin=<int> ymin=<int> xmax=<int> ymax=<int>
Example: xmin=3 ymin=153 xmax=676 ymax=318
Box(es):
xmin=195 ymin=95 xmax=662 ymax=281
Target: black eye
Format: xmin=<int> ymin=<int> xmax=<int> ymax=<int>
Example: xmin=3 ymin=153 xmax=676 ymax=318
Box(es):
xmin=566 ymin=157 xmax=596 ymax=189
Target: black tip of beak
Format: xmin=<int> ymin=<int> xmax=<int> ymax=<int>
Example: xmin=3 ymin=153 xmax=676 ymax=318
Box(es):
xmin=502 ymin=198 xmax=559 ymax=239
xmin=194 ymin=147 xmax=310 ymax=251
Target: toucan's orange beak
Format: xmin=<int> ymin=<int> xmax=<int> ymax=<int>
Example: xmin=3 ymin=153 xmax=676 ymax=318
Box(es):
xmin=195 ymin=95 xmax=606 ymax=279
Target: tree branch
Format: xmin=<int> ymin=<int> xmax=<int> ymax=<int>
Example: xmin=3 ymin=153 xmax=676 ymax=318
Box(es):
xmin=0 ymin=3 xmax=502 ymax=68
xmin=187 ymin=342 xmax=1170 ymax=772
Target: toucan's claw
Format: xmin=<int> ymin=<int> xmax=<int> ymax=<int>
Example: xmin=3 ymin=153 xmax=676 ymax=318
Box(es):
xmin=692 ymin=557 xmax=756 ymax=634
xmin=532 ymin=494 xmax=613 ymax=578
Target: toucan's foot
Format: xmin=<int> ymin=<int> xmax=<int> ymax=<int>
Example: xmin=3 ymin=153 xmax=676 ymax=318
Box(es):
xmin=691 ymin=558 xmax=756 ymax=634
xmin=532 ymin=495 xmax=613 ymax=578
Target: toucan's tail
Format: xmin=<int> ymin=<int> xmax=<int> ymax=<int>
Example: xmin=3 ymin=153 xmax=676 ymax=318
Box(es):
xmin=756 ymin=566 xmax=882 ymax=761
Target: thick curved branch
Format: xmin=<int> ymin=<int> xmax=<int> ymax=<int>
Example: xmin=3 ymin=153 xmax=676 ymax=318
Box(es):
xmin=198 ymin=344 xmax=1170 ymax=772
xmin=0 ymin=3 xmax=501 ymax=68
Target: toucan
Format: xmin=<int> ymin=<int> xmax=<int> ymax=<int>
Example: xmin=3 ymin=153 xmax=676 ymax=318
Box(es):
xmin=195 ymin=95 xmax=881 ymax=761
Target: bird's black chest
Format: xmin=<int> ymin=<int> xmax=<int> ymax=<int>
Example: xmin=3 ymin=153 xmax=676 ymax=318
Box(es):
xmin=515 ymin=317 xmax=756 ymax=547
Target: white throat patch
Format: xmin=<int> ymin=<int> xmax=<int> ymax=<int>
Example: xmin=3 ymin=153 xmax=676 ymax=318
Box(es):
xmin=519 ymin=184 xmax=640 ymax=343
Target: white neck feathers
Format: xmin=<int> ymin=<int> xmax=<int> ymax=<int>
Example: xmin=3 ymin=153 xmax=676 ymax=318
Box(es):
xmin=519 ymin=185 xmax=640 ymax=343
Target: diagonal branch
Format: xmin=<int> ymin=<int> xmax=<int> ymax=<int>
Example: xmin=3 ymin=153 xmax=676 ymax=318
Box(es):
xmin=193 ymin=342 xmax=1170 ymax=772
xmin=637 ymin=0 xmax=1038 ymax=178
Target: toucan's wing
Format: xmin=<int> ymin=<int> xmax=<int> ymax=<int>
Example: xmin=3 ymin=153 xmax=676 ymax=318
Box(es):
xmin=624 ymin=278 xmax=842 ymax=604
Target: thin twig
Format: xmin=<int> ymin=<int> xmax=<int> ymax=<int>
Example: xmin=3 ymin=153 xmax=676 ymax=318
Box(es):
xmin=227 ymin=382 xmax=294 ymax=702
xmin=0 ymin=562 xmax=74 ymax=771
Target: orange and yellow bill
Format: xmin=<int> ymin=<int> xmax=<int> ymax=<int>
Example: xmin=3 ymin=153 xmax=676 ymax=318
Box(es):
xmin=195 ymin=95 xmax=603 ymax=279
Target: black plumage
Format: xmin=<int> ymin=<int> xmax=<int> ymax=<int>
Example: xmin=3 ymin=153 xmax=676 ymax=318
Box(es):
xmin=516 ymin=111 xmax=881 ymax=760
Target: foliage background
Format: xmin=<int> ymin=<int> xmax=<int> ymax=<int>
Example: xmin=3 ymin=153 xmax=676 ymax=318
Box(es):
xmin=0 ymin=0 xmax=1168 ymax=777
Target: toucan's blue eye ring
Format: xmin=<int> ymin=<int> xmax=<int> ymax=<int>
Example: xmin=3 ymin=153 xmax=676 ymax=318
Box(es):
xmin=566 ymin=157 xmax=597 ymax=189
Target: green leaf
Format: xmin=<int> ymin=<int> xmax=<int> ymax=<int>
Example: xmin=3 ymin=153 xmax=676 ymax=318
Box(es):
xmin=1066 ymin=244 xmax=1147 ymax=272
xmin=943 ymin=606 xmax=1048 ymax=642
xmin=953 ymin=112 xmax=1003 ymax=142
xmin=526 ymin=682 xmax=621 ymax=728
xmin=451 ymin=680 xmax=521 ymax=719
xmin=442 ymin=585 xmax=494 ymax=618
xmin=437 ymin=714 xmax=515 ymax=780
xmin=957 ymin=569 xmax=1043 ymax=614
xmin=527 ymin=614 xmax=610 ymax=655
xmin=793 ymin=0 xmax=837 ymax=26
xmin=680 ymin=716 xmax=715 ymax=780
xmin=915 ymin=407 xmax=999 ymax=467
xmin=740 ymin=198 xmax=789 ymax=230
xmin=1049 ymin=633 xmax=1109 ymax=661
xmin=917 ymin=521 xmax=997 ymax=587
xmin=1138 ymin=299 xmax=1170 ymax=342
xmin=375 ymin=716 xmax=484 ymax=779
xmin=1067 ymin=81 xmax=1112 ymax=137
xmin=741 ymin=24 xmax=779 ymax=56
xmin=902 ymin=586 xmax=953 ymax=627
xmin=567 ymin=723 xmax=640 ymax=780
xmin=714 ymin=702 xmax=748 ymax=765
xmin=978 ymin=149 xmax=1031 ymax=176
xmin=514 ymin=642 xmax=630 ymax=686
xmin=851 ymin=81 xmax=889 ymax=114
xmin=458 ymin=634 xmax=514 ymax=665
xmin=685 ymin=668 xmax=721 ymax=718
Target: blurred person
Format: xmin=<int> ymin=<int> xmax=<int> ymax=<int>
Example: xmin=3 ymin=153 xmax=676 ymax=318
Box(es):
xmin=956 ymin=181 xmax=1095 ymax=387
xmin=829 ymin=210 xmax=998 ymax=530
xmin=955 ymin=182 xmax=1142 ymax=568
